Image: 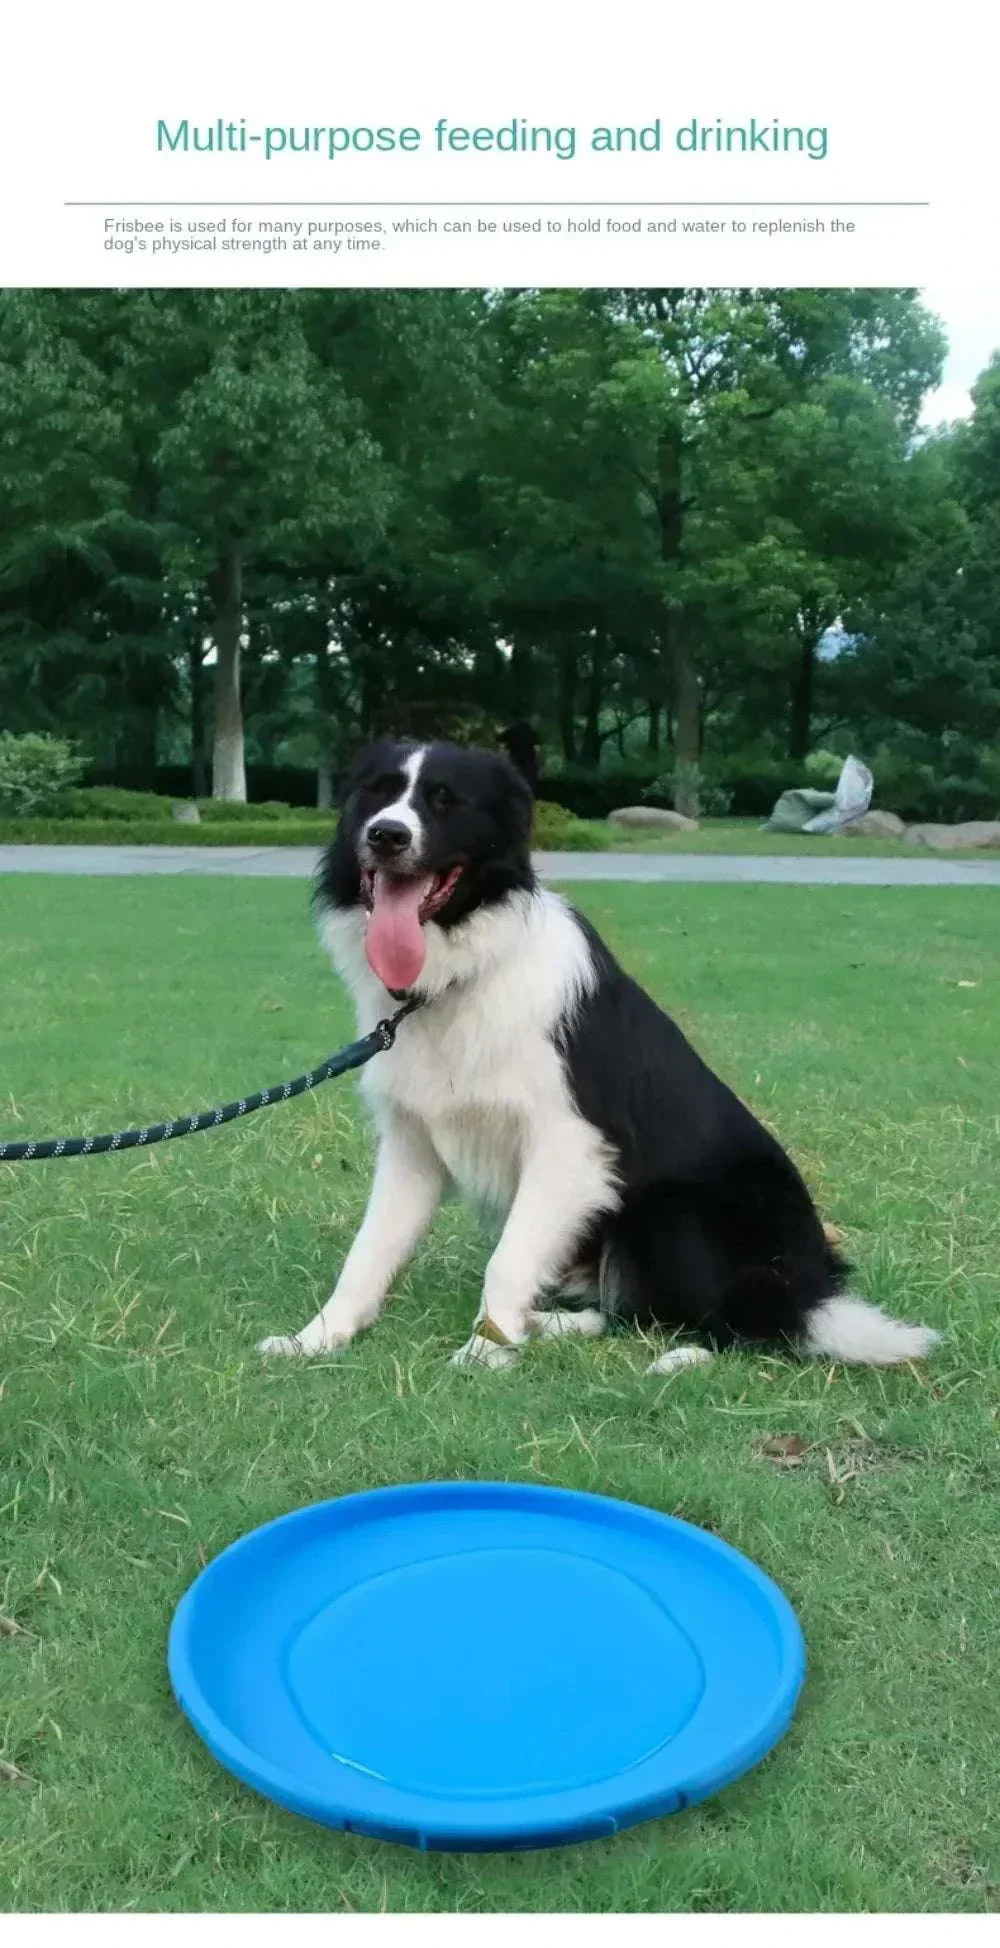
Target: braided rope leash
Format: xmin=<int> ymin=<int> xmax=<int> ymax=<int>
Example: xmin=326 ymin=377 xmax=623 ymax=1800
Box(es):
xmin=0 ymin=997 xmax=422 ymax=1164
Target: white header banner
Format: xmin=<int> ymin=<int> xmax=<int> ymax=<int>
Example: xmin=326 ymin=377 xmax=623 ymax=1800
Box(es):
xmin=2 ymin=0 xmax=996 ymax=287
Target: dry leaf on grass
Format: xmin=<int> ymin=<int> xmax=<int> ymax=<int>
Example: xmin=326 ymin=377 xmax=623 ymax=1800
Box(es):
xmin=759 ymin=1433 xmax=808 ymax=1466
xmin=822 ymin=1222 xmax=846 ymax=1246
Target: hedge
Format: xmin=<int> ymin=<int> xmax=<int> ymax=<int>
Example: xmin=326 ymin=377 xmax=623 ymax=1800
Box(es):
xmin=75 ymin=757 xmax=1000 ymax=826
xmin=0 ymin=819 xmax=334 ymax=847
xmin=60 ymin=787 xmax=327 ymax=825
xmin=0 ymin=799 xmax=609 ymax=851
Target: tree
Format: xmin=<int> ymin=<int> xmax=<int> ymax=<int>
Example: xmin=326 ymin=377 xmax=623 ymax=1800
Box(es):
xmin=0 ymin=286 xmax=991 ymax=818
xmin=152 ymin=294 xmax=388 ymax=800
xmin=846 ymin=394 xmax=1000 ymax=756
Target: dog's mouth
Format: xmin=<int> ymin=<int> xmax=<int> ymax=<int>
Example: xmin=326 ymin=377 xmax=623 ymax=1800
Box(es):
xmin=361 ymin=865 xmax=464 ymax=992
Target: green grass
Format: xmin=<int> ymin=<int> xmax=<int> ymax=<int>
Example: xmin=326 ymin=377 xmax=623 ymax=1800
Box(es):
xmin=3 ymin=814 xmax=998 ymax=855
xmin=1 ymin=877 xmax=999 ymax=1913
xmin=594 ymin=818 xmax=998 ymax=857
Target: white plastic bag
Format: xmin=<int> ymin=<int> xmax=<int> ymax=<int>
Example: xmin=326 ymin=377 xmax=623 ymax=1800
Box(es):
xmin=802 ymin=755 xmax=873 ymax=835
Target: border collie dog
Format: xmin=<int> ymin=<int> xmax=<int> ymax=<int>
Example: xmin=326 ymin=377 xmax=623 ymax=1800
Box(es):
xmin=260 ymin=740 xmax=938 ymax=1374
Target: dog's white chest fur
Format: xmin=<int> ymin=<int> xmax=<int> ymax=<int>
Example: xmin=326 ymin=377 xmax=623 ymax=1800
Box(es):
xmin=320 ymin=888 xmax=607 ymax=1215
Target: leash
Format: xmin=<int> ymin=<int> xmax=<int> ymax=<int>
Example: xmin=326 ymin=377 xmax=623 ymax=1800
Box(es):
xmin=0 ymin=997 xmax=422 ymax=1164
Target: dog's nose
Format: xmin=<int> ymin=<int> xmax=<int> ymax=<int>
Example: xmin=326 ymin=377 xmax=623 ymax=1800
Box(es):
xmin=366 ymin=819 xmax=412 ymax=857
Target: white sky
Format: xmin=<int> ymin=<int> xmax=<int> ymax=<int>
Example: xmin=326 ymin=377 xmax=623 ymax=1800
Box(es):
xmin=919 ymin=288 xmax=999 ymax=426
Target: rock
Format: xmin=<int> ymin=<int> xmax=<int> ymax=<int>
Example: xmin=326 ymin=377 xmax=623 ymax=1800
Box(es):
xmin=607 ymin=806 xmax=699 ymax=832
xmin=840 ymin=809 xmax=906 ymax=838
xmin=903 ymin=820 xmax=1000 ymax=851
xmin=171 ymin=801 xmax=201 ymax=826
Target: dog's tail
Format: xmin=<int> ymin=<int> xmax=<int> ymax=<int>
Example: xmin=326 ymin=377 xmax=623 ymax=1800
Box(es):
xmin=803 ymin=1294 xmax=940 ymax=1366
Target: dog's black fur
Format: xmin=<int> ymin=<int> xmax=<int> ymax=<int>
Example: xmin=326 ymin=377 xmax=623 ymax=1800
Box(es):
xmin=556 ymin=914 xmax=847 ymax=1348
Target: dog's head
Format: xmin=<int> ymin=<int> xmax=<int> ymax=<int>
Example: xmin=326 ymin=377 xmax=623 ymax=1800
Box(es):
xmin=317 ymin=739 xmax=535 ymax=993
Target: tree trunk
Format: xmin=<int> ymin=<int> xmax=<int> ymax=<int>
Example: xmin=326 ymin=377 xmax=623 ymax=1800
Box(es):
xmin=672 ymin=646 xmax=701 ymax=769
xmin=557 ymin=643 xmax=577 ymax=763
xmin=580 ymin=637 xmax=606 ymax=768
xmin=210 ymin=548 xmax=246 ymax=801
xmin=788 ymin=629 xmax=815 ymax=762
xmin=316 ymin=760 xmax=334 ymax=809
xmin=313 ymin=639 xmax=338 ymax=809
xmin=189 ymin=643 xmax=208 ymax=798
xmin=508 ymin=639 xmax=533 ymax=721
xmin=655 ymin=437 xmax=700 ymax=814
xmin=646 ymin=700 xmax=661 ymax=755
xmin=671 ymin=634 xmax=702 ymax=816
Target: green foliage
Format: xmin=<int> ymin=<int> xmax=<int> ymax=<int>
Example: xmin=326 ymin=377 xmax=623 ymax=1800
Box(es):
xmin=643 ymin=763 xmax=734 ymax=818
xmin=531 ymin=799 xmax=613 ymax=850
xmin=194 ymin=798 xmax=322 ymax=824
xmin=62 ymin=787 xmax=332 ymax=826
xmin=0 ymin=732 xmax=86 ymax=816
xmin=864 ymin=750 xmax=1000 ymax=824
xmin=0 ymin=817 xmax=336 ymax=846
xmin=0 ymin=287 xmax=995 ymax=811
xmin=539 ymin=761 xmax=667 ymax=819
xmin=64 ymin=785 xmax=178 ymax=821
xmin=543 ymin=752 xmax=845 ymax=820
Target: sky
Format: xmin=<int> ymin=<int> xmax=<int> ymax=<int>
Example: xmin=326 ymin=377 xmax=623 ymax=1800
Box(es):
xmin=920 ymin=288 xmax=999 ymax=426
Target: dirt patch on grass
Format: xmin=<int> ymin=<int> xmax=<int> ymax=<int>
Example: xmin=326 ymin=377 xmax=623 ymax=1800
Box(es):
xmin=754 ymin=1432 xmax=927 ymax=1493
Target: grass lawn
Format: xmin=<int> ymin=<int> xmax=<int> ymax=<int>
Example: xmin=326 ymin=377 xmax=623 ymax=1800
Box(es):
xmin=1 ymin=876 xmax=999 ymax=1913
xmin=594 ymin=819 xmax=1000 ymax=858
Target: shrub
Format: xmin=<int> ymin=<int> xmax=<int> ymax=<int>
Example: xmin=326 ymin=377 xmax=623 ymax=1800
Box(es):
xmin=538 ymin=763 xmax=667 ymax=820
xmin=195 ymin=798 xmax=323 ymax=824
xmin=532 ymin=800 xmax=612 ymax=850
xmin=866 ymin=750 xmax=1000 ymax=823
xmin=65 ymin=786 xmax=177 ymax=822
xmin=60 ymin=789 xmax=335 ymax=827
xmin=802 ymin=748 xmax=846 ymax=785
xmin=0 ymin=733 xmax=86 ymax=817
xmin=641 ymin=764 xmax=734 ymax=818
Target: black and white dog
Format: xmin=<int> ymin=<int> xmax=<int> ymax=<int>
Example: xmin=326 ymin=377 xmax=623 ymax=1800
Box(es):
xmin=260 ymin=739 xmax=938 ymax=1374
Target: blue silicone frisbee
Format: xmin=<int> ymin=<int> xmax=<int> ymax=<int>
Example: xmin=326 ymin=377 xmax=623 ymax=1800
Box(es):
xmin=168 ymin=1481 xmax=804 ymax=1852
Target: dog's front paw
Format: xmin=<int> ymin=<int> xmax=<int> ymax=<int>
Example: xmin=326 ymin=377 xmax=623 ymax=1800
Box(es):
xmin=645 ymin=1345 xmax=714 ymax=1377
xmin=257 ymin=1329 xmax=350 ymax=1359
xmin=449 ymin=1333 xmax=520 ymax=1372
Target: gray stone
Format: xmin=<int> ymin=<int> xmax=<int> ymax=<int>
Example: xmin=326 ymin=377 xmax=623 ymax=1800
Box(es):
xmin=903 ymin=820 xmax=1000 ymax=851
xmin=840 ymin=809 xmax=906 ymax=838
xmin=171 ymin=801 xmax=202 ymax=825
xmin=607 ymin=805 xmax=699 ymax=832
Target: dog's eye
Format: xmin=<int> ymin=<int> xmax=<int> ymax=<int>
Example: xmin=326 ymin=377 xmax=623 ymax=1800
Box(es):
xmin=371 ymin=772 xmax=403 ymax=798
xmin=426 ymin=783 xmax=457 ymax=813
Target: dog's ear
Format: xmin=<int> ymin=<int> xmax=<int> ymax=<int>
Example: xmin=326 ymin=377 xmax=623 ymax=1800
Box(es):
xmin=337 ymin=739 xmax=401 ymax=807
xmin=492 ymin=751 xmax=535 ymax=837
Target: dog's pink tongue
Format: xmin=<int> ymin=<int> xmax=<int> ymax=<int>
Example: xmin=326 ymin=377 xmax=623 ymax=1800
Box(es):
xmin=364 ymin=872 xmax=432 ymax=991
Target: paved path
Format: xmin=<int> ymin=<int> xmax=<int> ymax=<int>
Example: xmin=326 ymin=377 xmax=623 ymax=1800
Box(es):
xmin=2 ymin=844 xmax=999 ymax=886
